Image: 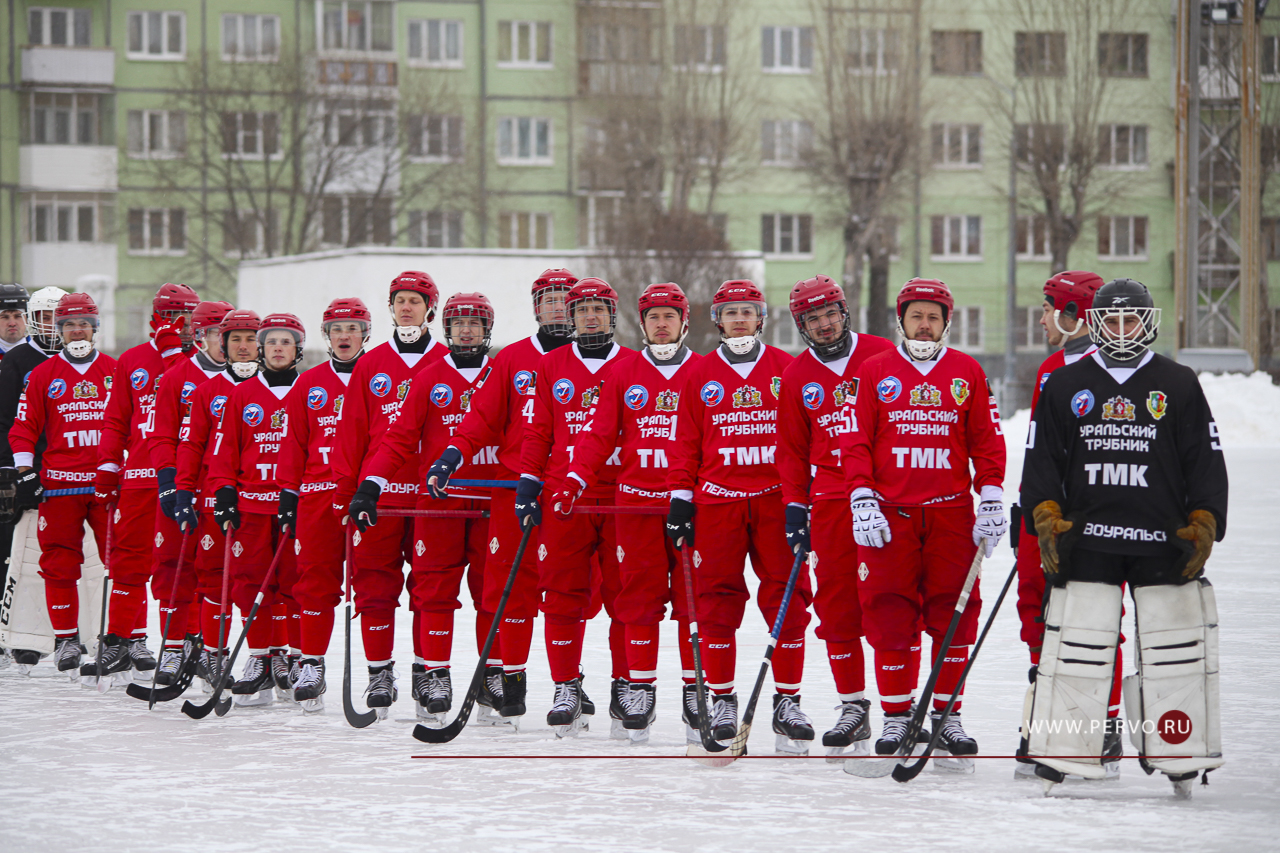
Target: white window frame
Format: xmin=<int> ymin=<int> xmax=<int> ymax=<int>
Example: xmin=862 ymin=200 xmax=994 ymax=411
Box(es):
xmin=320 ymin=195 xmax=394 ymax=247
xmin=847 ymin=28 xmax=898 ymax=75
xmin=27 ymin=195 xmax=112 ymax=244
xmin=127 ymin=109 xmax=185 ymax=159
xmin=22 ymin=92 xmax=108 ymax=146
xmin=408 ymin=18 xmax=464 ymax=68
xmin=1264 ymin=35 xmax=1280 ymax=81
xmin=126 ymin=10 xmax=186 ymax=61
xmin=1015 ymin=214 xmax=1051 ymax=261
xmin=1097 ymin=215 xmax=1148 ymax=260
xmin=498 ymin=211 xmax=553 ymax=249
xmin=1015 ymin=304 xmax=1047 ymax=350
xmin=497 ymin=21 xmax=553 ymax=69
xmin=761 ymin=213 xmax=813 ymax=257
xmin=1098 ymin=123 xmax=1148 ymax=169
xmin=949 ymin=306 xmax=984 ymax=350
xmin=407 ymin=114 xmax=464 ymax=162
xmin=28 ymin=7 xmax=91 ymax=46
xmin=497 ymin=116 xmax=552 ymax=165
xmin=673 ymin=24 xmax=726 ymax=73
xmin=221 ymin=14 xmax=280 ymax=62
xmin=323 ymin=100 xmax=396 ymax=149
xmin=221 ymin=111 xmax=279 ymax=158
xmin=127 ymin=207 xmax=186 ymax=255
xmin=931 ymin=214 xmax=983 ymax=261
xmin=408 ymin=210 xmax=464 ymax=248
xmin=762 ymin=26 xmax=814 ymax=74
xmin=931 ymin=123 xmax=982 ymax=169
xmin=761 ymin=120 xmax=813 ymax=166
xmin=318 ymin=0 xmax=394 ymax=54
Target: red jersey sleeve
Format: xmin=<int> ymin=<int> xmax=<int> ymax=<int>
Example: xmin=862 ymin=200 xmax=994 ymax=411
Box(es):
xmin=776 ymin=373 xmax=814 ymax=506
xmin=518 ymin=361 xmax=555 ymax=480
xmin=7 ymin=372 xmax=45 ymax=460
xmin=275 ymin=381 xmax=310 ymax=491
xmin=565 ymin=369 xmax=623 ymax=490
xmin=96 ymin=359 xmax=133 ymax=469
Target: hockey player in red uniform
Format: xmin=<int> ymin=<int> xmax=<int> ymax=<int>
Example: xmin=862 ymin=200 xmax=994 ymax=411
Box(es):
xmin=277 ymin=298 xmax=370 ymax=712
xmin=841 ymin=278 xmax=1007 ymax=762
xmin=424 ymin=268 xmax=578 ymax=721
xmin=332 ymin=271 xmax=446 ymax=712
xmin=174 ymin=309 xmax=262 ymax=690
xmin=207 ymin=313 xmax=305 ymax=706
xmin=550 ymin=282 xmax=701 ymax=742
xmin=147 ymin=300 xmax=233 ymax=685
xmin=7 ymin=293 xmax=117 ymax=674
xmin=514 ymin=277 xmax=634 ymax=736
xmin=94 ymin=282 xmax=200 ymax=677
xmin=665 ymin=280 xmax=815 ymax=753
xmin=777 ymin=275 xmax=894 ymax=757
xmin=351 ymin=292 xmax=504 ymax=724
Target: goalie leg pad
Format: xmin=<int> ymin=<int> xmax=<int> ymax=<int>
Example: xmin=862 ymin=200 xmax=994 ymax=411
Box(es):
xmin=0 ymin=511 xmax=56 ymax=655
xmin=1125 ymin=579 xmax=1223 ymax=776
xmin=1027 ymin=581 xmax=1122 ymax=779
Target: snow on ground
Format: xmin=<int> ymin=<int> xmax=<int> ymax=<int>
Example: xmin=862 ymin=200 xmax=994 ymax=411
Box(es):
xmin=4 ymin=381 xmax=1280 ymax=852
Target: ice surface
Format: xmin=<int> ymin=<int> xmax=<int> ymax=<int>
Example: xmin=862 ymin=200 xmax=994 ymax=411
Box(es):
xmin=3 ymin=434 xmax=1279 ymax=851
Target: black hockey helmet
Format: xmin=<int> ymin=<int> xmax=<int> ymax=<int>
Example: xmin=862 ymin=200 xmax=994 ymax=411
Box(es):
xmin=1085 ymin=278 xmax=1160 ymax=361
xmin=0 ymin=282 xmax=29 ymax=313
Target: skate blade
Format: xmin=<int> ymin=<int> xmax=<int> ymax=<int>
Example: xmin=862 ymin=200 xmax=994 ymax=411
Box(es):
xmin=232 ymin=689 xmax=274 ymax=707
xmin=17 ymin=664 xmax=37 ymax=676
xmin=552 ymin=717 xmax=588 ymax=738
xmin=931 ymin=752 xmax=976 ymax=774
xmin=131 ymin=668 xmax=156 ymax=683
xmin=1172 ymin=778 xmax=1195 ymax=800
xmin=775 ymin=734 xmax=812 ymax=756
xmin=299 ymin=697 xmax=325 ymax=714
xmin=824 ymin=740 xmax=871 ymax=765
xmin=609 ymin=717 xmax=629 ymax=741
xmin=1014 ymin=761 xmax=1040 ymax=781
xmin=374 ymin=707 xmax=390 ymax=721
xmin=685 ymin=723 xmax=703 ymax=746
xmin=274 ymin=687 xmax=299 ymax=706
xmin=627 ymin=725 xmax=652 ymax=745
xmin=474 ymin=705 xmax=516 ymax=728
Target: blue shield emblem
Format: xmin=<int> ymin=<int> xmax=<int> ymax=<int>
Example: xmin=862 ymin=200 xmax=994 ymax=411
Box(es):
xmin=700 ymin=381 xmax=725 ymax=407
xmin=48 ymin=378 xmax=67 ymax=399
xmin=370 ymin=373 xmax=392 ymax=397
xmin=513 ymin=370 xmax=534 ymax=396
xmin=307 ymin=386 xmax=328 ymax=410
xmin=624 ymin=385 xmax=648 ymax=410
xmin=431 ymin=383 xmax=453 ymax=407
xmin=130 ymin=368 xmax=149 ymax=391
xmin=243 ymin=403 xmax=264 ymax=427
xmin=552 ymin=379 xmax=574 ymax=405
xmin=211 ymin=395 xmax=228 ymax=418
xmin=802 ymin=383 xmax=824 ymax=410
xmin=876 ymin=376 xmax=902 ymax=403
xmin=1072 ymin=389 xmax=1096 ymax=418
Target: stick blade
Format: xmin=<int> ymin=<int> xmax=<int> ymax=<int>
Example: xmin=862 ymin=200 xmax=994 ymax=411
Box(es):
xmin=181 ymin=697 xmax=216 ymax=719
xmin=686 ymin=743 xmax=739 ymax=767
xmin=412 ymin=719 xmax=465 ymax=743
xmin=842 ymin=755 xmax=902 ymax=778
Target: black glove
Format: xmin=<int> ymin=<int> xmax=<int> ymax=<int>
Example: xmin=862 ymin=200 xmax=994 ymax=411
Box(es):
xmin=665 ymin=497 xmax=695 ymax=547
xmin=278 ymin=490 xmax=299 ymax=538
xmin=0 ymin=467 xmax=16 ymax=523
xmin=514 ymin=477 xmax=542 ymax=529
xmin=1010 ymin=503 xmax=1022 ymax=556
xmin=348 ymin=480 xmax=381 ymax=532
xmin=426 ymin=447 xmax=463 ymax=499
xmin=157 ymin=467 xmax=179 ymax=520
xmin=214 ymin=486 xmax=240 ymax=531
xmin=174 ymin=489 xmax=198 ymax=532
xmin=14 ymin=469 xmax=43 ymax=512
xmin=784 ymin=503 xmax=810 ymax=555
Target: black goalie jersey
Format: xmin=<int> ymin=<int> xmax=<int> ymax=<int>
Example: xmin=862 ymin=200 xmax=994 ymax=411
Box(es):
xmin=1021 ymin=352 xmax=1228 ymax=557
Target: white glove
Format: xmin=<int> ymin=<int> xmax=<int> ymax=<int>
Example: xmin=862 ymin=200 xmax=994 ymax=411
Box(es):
xmin=851 ymin=497 xmax=892 ymax=548
xmin=973 ymin=499 xmax=1008 ymax=558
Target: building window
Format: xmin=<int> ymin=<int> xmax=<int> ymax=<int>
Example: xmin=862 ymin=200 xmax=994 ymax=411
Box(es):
xmin=222 ymin=14 xmax=279 ymax=61
xmin=673 ymin=24 xmax=725 ymax=70
xmin=127 ymin=11 xmax=185 ymax=60
xmin=950 ymin=306 xmax=983 ymax=350
xmin=761 ymin=120 xmax=813 ymax=166
xmin=931 ymin=123 xmax=982 ymax=168
xmin=408 ymin=19 xmax=463 ymax=67
xmin=761 ymin=214 xmax=813 ymax=255
xmin=1015 ymin=31 xmax=1066 ymax=77
xmin=1098 ymin=124 xmax=1148 ymax=168
xmin=497 ymin=21 xmax=552 ymax=68
xmin=930 ymin=215 xmax=982 ymax=260
xmin=321 ymin=1 xmax=393 ymax=52
xmin=21 ymin=92 xmax=110 ymax=145
xmin=28 ymin=7 xmax=91 ymax=46
xmin=931 ymin=30 xmax=982 ymax=76
xmin=127 ymin=110 xmax=186 ymax=158
xmin=222 ymin=209 xmax=278 ymax=257
xmin=1014 ymin=305 xmax=1047 ymax=349
xmin=27 ymin=196 xmax=112 ymax=243
xmin=497 ymin=117 xmax=551 ymax=165
xmin=847 ymin=28 xmax=899 ymax=74
xmin=1098 ymin=33 xmax=1148 ymax=78
xmin=1097 ymin=215 xmax=1148 ymax=260
xmin=323 ymin=100 xmax=395 ymax=148
xmin=1015 ymin=123 xmax=1066 ymax=166
xmin=407 ymin=115 xmax=463 ymax=161
xmin=1264 ymin=35 xmax=1279 ymax=80
xmin=1265 ymin=217 xmax=1280 ymax=261
xmin=221 ymin=112 xmax=279 ymax=157
xmin=762 ymin=26 xmax=813 ymax=73
xmin=407 ymin=210 xmax=463 ymax=248
xmin=321 ymin=196 xmax=392 ymax=246
xmin=128 ymin=208 xmax=185 ymax=254
xmin=498 ymin=212 xmax=552 ymax=249
xmin=1016 ymin=215 xmax=1051 ymax=260
xmin=1263 ymin=126 xmax=1280 ymax=172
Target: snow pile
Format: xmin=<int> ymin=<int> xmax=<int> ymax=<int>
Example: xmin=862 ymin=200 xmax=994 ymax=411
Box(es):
xmin=1197 ymin=371 xmax=1280 ymax=448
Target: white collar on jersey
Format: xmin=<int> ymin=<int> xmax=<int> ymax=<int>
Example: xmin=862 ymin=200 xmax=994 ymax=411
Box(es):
xmin=327 ymin=359 xmax=352 ymax=386
xmin=1090 ymin=349 xmax=1153 ymax=384
xmin=812 ymin=332 xmax=860 ymax=376
xmin=716 ymin=344 xmax=766 ymax=380
xmin=57 ymin=349 xmax=100 ymax=374
xmin=572 ymin=342 xmax=622 ymax=374
xmin=895 ymin=342 xmax=947 ymax=376
xmin=642 ymin=346 xmax=692 ymax=380
xmin=444 ymin=352 xmax=490 ymax=383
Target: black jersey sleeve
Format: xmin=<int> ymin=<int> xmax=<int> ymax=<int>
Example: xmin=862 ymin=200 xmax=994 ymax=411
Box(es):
xmin=0 ymin=351 xmax=25 ymax=466
xmin=1174 ymin=371 xmax=1229 ymax=540
xmin=1020 ymin=371 xmax=1069 ymax=536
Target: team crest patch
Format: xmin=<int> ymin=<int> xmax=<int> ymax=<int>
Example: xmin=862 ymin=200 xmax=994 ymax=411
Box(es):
xmin=625 ymin=385 xmax=649 ymax=410
xmin=1071 ymin=389 xmax=1095 ymax=418
xmin=876 ymin=376 xmax=902 ymax=403
xmin=155 ymin=532 xmax=163 ymax=548
xmin=732 ymin=385 xmax=762 ymax=408
xmin=910 ymin=382 xmax=942 ymax=406
xmin=416 ymin=540 xmax=426 ymax=557
xmin=553 ymin=378 xmax=575 ymax=405
xmin=73 ymin=380 xmax=97 ymax=399
xmin=397 ymin=380 xmax=410 ymax=402
xmin=369 ymin=373 xmax=392 ymax=397
xmin=655 ymin=389 xmax=679 ymax=411
xmin=307 ymin=386 xmax=328 ymax=410
xmin=700 ymin=381 xmax=724 ymax=407
xmin=182 ymin=381 xmax=197 ymax=406
xmin=243 ymin=403 xmax=264 ymax=427
xmin=538 ymin=544 xmax=548 ymax=561
xmin=616 ymin=545 xmax=625 ymax=563
xmin=513 ymin=370 xmax=535 ymax=396
xmin=270 ymin=409 xmax=286 ymax=430
xmin=1146 ymin=391 xmax=1168 ymax=421
xmin=431 ymin=383 xmax=453 ymax=408
xmin=950 ymin=378 xmax=970 ymax=406
xmin=295 ymin=540 xmax=301 ymax=555
xmin=1102 ymin=396 xmax=1136 ymax=422
xmin=582 ymin=385 xmax=601 ymax=408
xmin=353 ymin=530 xmax=362 ymax=546
xmin=130 ymin=368 xmax=149 ymax=391
xmin=38 ymin=516 xmax=47 ymax=531
xmin=333 ymin=395 xmax=343 ymax=416
xmin=104 ymin=376 xmax=112 ymax=390
xmin=201 ymin=534 xmax=214 ymax=550
xmin=693 ymin=550 xmax=702 ymax=568
xmin=834 ymin=380 xmax=856 ymax=407
xmin=858 ymin=562 xmax=869 ymax=582
xmin=802 ymin=383 xmax=824 ymax=410
xmin=232 ymin=541 xmax=244 ymax=557
xmin=1039 ymin=372 xmax=1052 ymax=392
xmin=489 ymin=537 xmax=499 ymax=554
xmin=47 ymin=378 xmax=66 ymax=399
xmin=211 ymin=395 xmax=228 ymax=418
xmin=460 ymin=388 xmax=474 ymax=412
xmin=770 ymin=377 xmax=782 ymax=399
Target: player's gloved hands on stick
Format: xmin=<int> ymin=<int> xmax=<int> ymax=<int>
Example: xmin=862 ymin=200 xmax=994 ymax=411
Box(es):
xmin=157 ymin=467 xmax=179 ymax=520
xmin=784 ymin=503 xmax=810 ymax=554
xmin=550 ymin=478 xmax=585 ymax=521
xmin=1032 ymin=500 xmax=1073 ymax=577
xmin=94 ymin=468 xmax=120 ymax=508
xmin=973 ymin=499 xmax=1008 ymax=558
xmin=850 ymin=497 xmax=891 ymax=548
xmin=425 ymin=447 xmax=462 ymax=499
xmin=665 ymin=497 xmax=695 ymax=547
xmin=174 ymin=489 xmax=197 ymax=532
xmin=214 ymin=486 xmax=241 ymax=531
xmin=348 ymin=480 xmax=381 ymax=532
xmin=514 ymin=477 xmax=542 ymax=529
xmin=278 ymin=490 xmax=299 ymax=538
xmin=1174 ymin=509 xmax=1217 ymax=580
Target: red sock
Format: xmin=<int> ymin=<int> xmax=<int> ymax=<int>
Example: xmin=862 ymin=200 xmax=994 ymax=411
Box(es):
xmin=269 ymin=602 xmax=289 ymax=648
xmin=201 ymin=598 xmax=233 ymax=651
xmin=411 ymin=610 xmax=423 ymax=659
xmin=772 ymin=635 xmax=804 ymax=695
xmin=160 ymin=600 xmax=189 ymax=641
xmin=677 ymin=620 xmax=695 ymax=684
xmin=475 ymin=610 xmax=498 ymax=663
xmin=244 ymin=611 xmax=272 ymax=651
xmin=131 ymin=589 xmax=149 ymax=637
xmin=299 ymin=605 xmax=335 ymax=659
xmin=826 ymin=639 xmax=866 ymax=698
xmin=932 ymin=644 xmax=969 ymax=713
xmin=45 ymin=583 xmax=79 ymax=633
xmin=609 ymin=618 xmax=627 ymax=680
xmin=286 ymin=604 xmax=301 ymax=651
xmin=499 ymin=617 xmax=533 ymax=670
xmin=106 ymin=581 xmax=147 ymax=637
xmin=701 ymin=634 xmax=735 ymax=693
xmin=910 ymin=639 xmax=922 ymax=682
xmin=875 ymin=649 xmax=914 ymax=714
xmin=1108 ymin=644 xmax=1123 ymax=719
xmin=420 ymin=611 xmax=454 ymax=666
xmin=361 ymin=608 xmax=395 ymax=663
xmin=625 ymin=623 xmax=660 ymax=683
xmin=185 ymin=593 xmax=202 ymax=635
xmin=544 ymin=618 xmax=581 ymax=683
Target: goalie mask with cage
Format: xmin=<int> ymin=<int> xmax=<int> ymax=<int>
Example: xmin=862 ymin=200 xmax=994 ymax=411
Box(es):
xmin=442 ymin=292 xmax=494 ymax=358
xmin=54 ymin=292 xmax=99 ymax=358
xmin=257 ymin=313 xmax=306 ymax=371
xmin=532 ymin=268 xmax=579 ymax=338
xmin=789 ymin=275 xmax=849 ymax=358
xmin=1086 ymin=278 xmax=1160 ymax=362
xmin=27 ymin=286 xmax=68 ymax=348
xmin=565 ymin=278 xmax=618 ymax=349
xmin=712 ymin=280 xmax=767 ymax=355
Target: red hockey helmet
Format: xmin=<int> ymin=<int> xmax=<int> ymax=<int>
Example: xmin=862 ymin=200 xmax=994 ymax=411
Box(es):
xmin=790 ymin=275 xmax=849 ymax=356
xmin=191 ymin=300 xmax=234 ymax=334
xmin=55 ymin=291 xmax=99 ymax=323
xmin=323 ymin=296 xmax=372 ymax=326
xmin=710 ymin=279 xmax=768 ymax=342
xmin=389 ymin=270 xmax=439 ymax=320
xmin=896 ymin=278 xmax=954 ymax=320
xmin=566 ymin=278 xmax=618 ymax=348
xmin=638 ymin=282 xmax=688 ymax=319
xmin=532 ymin=268 xmax=578 ymax=336
xmin=1043 ymin=270 xmax=1104 ymax=324
xmin=219 ymin=308 xmax=262 ymax=344
xmin=258 ymin=312 xmax=306 ymax=347
xmin=442 ymin=292 xmax=495 ymax=357
xmin=150 ymin=282 xmax=200 ymax=328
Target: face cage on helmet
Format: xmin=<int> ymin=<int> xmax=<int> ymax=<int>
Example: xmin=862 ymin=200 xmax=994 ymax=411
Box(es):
xmin=1085 ymin=306 xmax=1160 ymax=361
xmin=795 ymin=301 xmax=849 ymax=357
xmin=534 ymin=286 xmax=573 ymax=337
xmin=570 ymin=298 xmax=617 ymax=348
xmin=444 ymin=312 xmax=493 ymax=357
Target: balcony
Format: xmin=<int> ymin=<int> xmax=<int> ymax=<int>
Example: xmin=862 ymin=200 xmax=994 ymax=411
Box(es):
xmin=317 ymin=59 xmax=397 ymax=87
xmin=21 ymin=47 xmax=115 ymax=87
xmin=19 ymin=146 xmax=118 ymax=192
xmin=577 ymin=60 xmax=660 ymax=98
xmin=20 ymin=243 xmax=117 ymax=291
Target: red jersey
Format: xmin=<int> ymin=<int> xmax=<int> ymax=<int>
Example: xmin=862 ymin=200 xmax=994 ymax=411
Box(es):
xmin=1030 ymin=343 xmax=1097 ymax=414
xmin=566 ymin=348 xmax=701 ymax=506
xmin=667 ymin=344 xmax=794 ymax=505
xmin=778 ymin=334 xmax=896 ymax=506
xmin=97 ymin=341 xmax=174 ymax=489
xmin=9 ymin=351 xmax=117 ymax=487
xmin=841 ymin=346 xmax=1006 ymax=507
xmin=207 ymin=373 xmax=296 ymax=513
xmin=276 ymin=360 xmax=354 ymax=495
xmin=149 ymin=354 xmax=222 ymax=472
xmin=175 ymin=371 xmax=240 ymax=498
xmin=519 ymin=342 xmax=634 ymax=496
xmin=332 ymin=338 xmax=447 ymax=507
xmin=364 ymin=355 xmax=504 ymax=496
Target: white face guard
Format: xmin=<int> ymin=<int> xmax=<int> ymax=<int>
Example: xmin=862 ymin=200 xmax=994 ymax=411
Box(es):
xmin=713 ymin=301 xmax=766 ymax=355
xmin=896 ymin=313 xmax=950 ymax=361
xmin=395 ymin=323 xmax=425 ymax=344
xmin=59 ymin=318 xmax=97 ymax=358
xmin=1085 ymin=306 xmax=1160 ymax=361
xmin=230 ymin=361 xmax=259 ymax=378
xmin=643 ymin=310 xmax=688 ymax=360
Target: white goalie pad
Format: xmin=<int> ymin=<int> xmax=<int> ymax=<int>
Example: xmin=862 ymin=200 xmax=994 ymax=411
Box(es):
xmin=1123 ymin=579 xmax=1223 ymax=776
xmin=0 ymin=511 xmax=107 ymax=655
xmin=1027 ymin=581 xmax=1123 ymax=779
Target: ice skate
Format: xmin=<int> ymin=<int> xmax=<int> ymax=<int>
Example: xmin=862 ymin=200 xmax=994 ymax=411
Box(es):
xmin=53 ymin=635 xmax=83 ymax=675
xmin=621 ymin=682 xmax=656 ymax=744
xmin=153 ymin=646 xmax=185 ymax=687
xmin=499 ymin=670 xmax=527 ymax=726
xmin=414 ymin=667 xmax=451 ymax=728
xmin=578 ymin=675 xmax=596 ymax=717
xmin=293 ymin=657 xmax=327 ymax=714
xmin=822 ymin=700 xmax=871 ymax=762
xmin=0 ymin=647 xmax=8 ymax=671
xmin=80 ymin=634 xmax=131 ymax=691
xmin=475 ymin=666 xmax=514 ymax=728
xmin=365 ymin=663 xmax=397 ymax=720
xmin=771 ymin=693 xmax=814 ymax=755
xmin=128 ymin=637 xmax=157 ymax=682
xmin=608 ymin=677 xmax=630 ymax=740
xmin=930 ymin=711 xmax=977 ymax=773
xmin=270 ymin=650 xmax=297 ymax=705
xmin=1169 ymin=771 xmax=1198 ymax=800
xmin=231 ymin=653 xmax=275 ymax=707
xmin=14 ymin=648 xmax=44 ymax=676
xmin=875 ymin=710 xmax=912 ymax=755
xmin=682 ymin=683 xmax=702 ymax=745
xmin=199 ymin=649 xmax=230 ymax=694
xmin=710 ymin=693 xmax=738 ymax=743
xmin=1099 ymin=717 xmax=1123 ymax=781
xmin=547 ymin=679 xmax=587 ymax=737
